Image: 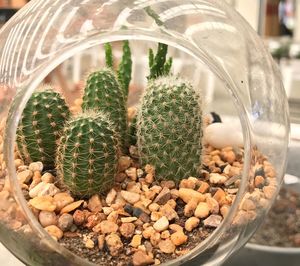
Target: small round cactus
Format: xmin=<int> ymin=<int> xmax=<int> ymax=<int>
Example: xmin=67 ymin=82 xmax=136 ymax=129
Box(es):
xmin=17 ymin=89 xmax=70 ymax=168
xmin=56 ymin=111 xmax=120 ymax=197
xmin=82 ymin=68 xmax=127 ymax=150
xmin=137 ymin=76 xmax=203 ymax=181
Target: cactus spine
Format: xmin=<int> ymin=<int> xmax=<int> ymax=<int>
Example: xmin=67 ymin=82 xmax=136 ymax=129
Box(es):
xmin=82 ymin=68 xmax=127 ymax=149
xmin=56 ymin=111 xmax=119 ymax=197
xmin=137 ymin=76 xmax=203 ymax=181
xmin=17 ymin=89 xmax=70 ymax=168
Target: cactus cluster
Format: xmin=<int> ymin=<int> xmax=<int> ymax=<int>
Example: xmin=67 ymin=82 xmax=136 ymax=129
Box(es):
xmin=17 ymin=89 xmax=70 ymax=168
xmin=137 ymin=76 xmax=203 ymax=181
xmin=56 ymin=112 xmax=119 ymax=197
xmin=16 ymin=39 xmax=203 ymax=197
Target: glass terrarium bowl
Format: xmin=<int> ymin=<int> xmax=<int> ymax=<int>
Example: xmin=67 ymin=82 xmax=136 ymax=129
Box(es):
xmin=0 ymin=0 xmax=289 ymax=266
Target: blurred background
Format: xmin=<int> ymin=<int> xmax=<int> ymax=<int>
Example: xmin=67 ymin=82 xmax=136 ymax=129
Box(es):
xmin=0 ymin=0 xmax=300 ymax=265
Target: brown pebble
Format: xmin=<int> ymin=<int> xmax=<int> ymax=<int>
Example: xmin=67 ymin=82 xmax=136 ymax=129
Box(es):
xmin=120 ymin=223 xmax=135 ymax=238
xmin=126 ymin=167 xmax=137 ymax=181
xmin=170 ymin=231 xmax=188 ymax=246
xmin=178 ymin=188 xmax=205 ymax=203
xmin=144 ymin=164 xmax=155 ymax=175
xmin=44 ymin=225 xmax=63 ymax=240
xmin=100 ymin=220 xmax=118 ymax=234
xmin=221 ymin=150 xmax=236 ymax=164
xmin=143 ymin=226 xmax=156 ymax=239
xmin=150 ymin=232 xmax=161 ymax=246
xmin=145 ymin=173 xmax=154 ymax=184
xmin=154 ymin=187 xmax=171 ymax=205
xmin=98 ymin=235 xmax=105 ymax=250
xmin=132 ymin=250 xmax=154 ymax=266
xmin=206 ymin=197 xmax=220 ymax=214
xmin=263 ymin=185 xmax=277 ymax=199
xmin=39 ymin=211 xmax=57 ymax=227
xmin=160 ymin=203 xmax=178 ymax=221
xmin=184 ymin=197 xmax=198 ymax=217
xmin=118 ymin=156 xmax=132 ymax=172
xmin=73 ymin=210 xmax=85 ymax=225
xmin=158 ymin=239 xmax=175 ymax=254
xmin=254 ymin=175 xmax=265 ymax=188
xmin=121 ymin=190 xmax=140 ymax=204
xmin=58 ymin=213 xmax=73 ymax=231
xmin=220 ymin=205 xmax=230 ymax=217
xmin=53 ymin=193 xmax=74 ymax=212
xmin=87 ymin=194 xmax=102 ymax=213
xmin=105 ymin=233 xmax=123 ymax=256
xmin=29 ymin=196 xmax=56 ymax=212
xmin=169 ymin=224 xmax=184 ymax=232
xmin=130 ymin=234 xmax=143 ymax=248
xmin=179 ymin=179 xmax=195 ymax=189
xmin=213 ymin=188 xmax=227 ymax=206
xmin=203 ymin=214 xmax=222 ymax=228
xmin=198 ymin=181 xmax=210 ymax=194
xmin=160 ymin=230 xmax=170 ymax=239
xmin=241 ymin=198 xmax=256 ymax=211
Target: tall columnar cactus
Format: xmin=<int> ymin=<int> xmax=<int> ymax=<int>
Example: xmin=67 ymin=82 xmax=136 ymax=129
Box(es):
xmin=82 ymin=68 xmax=127 ymax=149
xmin=17 ymin=89 xmax=70 ymax=168
xmin=56 ymin=111 xmax=120 ymax=197
xmin=137 ymin=76 xmax=203 ymax=181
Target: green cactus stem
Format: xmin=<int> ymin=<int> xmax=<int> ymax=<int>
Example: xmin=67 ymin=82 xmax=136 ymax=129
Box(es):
xmin=137 ymin=76 xmax=203 ymax=181
xmin=117 ymin=40 xmax=132 ymax=101
xmin=82 ymin=68 xmax=127 ymax=149
xmin=56 ymin=111 xmax=120 ymax=197
xmin=17 ymin=89 xmax=70 ymax=168
xmin=104 ymin=43 xmax=113 ymax=68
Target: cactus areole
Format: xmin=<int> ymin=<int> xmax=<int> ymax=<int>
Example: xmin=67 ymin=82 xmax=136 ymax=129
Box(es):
xmin=56 ymin=112 xmax=119 ymax=197
xmin=17 ymin=89 xmax=70 ymax=168
xmin=137 ymin=76 xmax=203 ymax=181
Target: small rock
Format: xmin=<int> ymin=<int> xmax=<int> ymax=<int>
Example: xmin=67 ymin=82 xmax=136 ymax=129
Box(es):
xmin=121 ymin=217 xmax=137 ymax=223
xmin=115 ymin=172 xmax=127 ymax=183
xmin=153 ymin=216 xmax=169 ymax=232
xmin=158 ymin=239 xmax=175 ymax=254
xmin=137 ymin=169 xmax=144 ymax=178
xmin=144 ymin=164 xmax=155 ymax=175
xmin=195 ymin=202 xmax=210 ymax=218
xmin=73 ymin=209 xmax=85 ymax=225
xmin=169 ymin=224 xmax=184 ymax=232
xmin=29 ymin=182 xmax=46 ymax=198
xmin=130 ymin=234 xmax=142 ymax=248
xmin=100 ymin=220 xmax=118 ymax=234
xmin=60 ymin=200 xmax=84 ymax=214
xmin=41 ymin=172 xmax=54 ymax=183
xmin=126 ymin=167 xmax=137 ymax=181
xmin=160 ymin=204 xmax=178 ymax=221
xmin=18 ymin=170 xmax=33 ymax=184
xmin=132 ymin=250 xmax=154 ymax=266
xmin=121 ymin=191 xmax=140 ymax=204
xmin=106 ymin=188 xmax=117 ymax=206
xmin=29 ymin=162 xmax=43 ymax=172
xmin=44 ymin=225 xmax=63 ymax=240
xmin=142 ymin=226 xmax=156 ymax=239
xmin=38 ymin=183 xmax=60 ymax=197
xmin=98 ymin=235 xmax=105 ymax=250
xmin=178 ymin=188 xmax=205 ymax=204
xmin=221 ymin=149 xmax=236 ymax=164
xmin=241 ymin=198 xmax=256 ymax=211
xmin=120 ymin=223 xmax=135 ymax=238
xmin=213 ymin=188 xmax=227 ymax=206
xmin=29 ymin=196 xmax=56 ymax=212
xmin=87 ymin=213 xmax=106 ymax=229
xmin=150 ymin=232 xmax=161 ymax=246
xmin=209 ymin=173 xmax=227 ymax=185
xmin=151 ymin=211 xmax=163 ymax=222
xmin=263 ymin=185 xmax=277 ymax=199
xmin=145 ymin=173 xmax=154 ymax=184
xmin=53 ymin=193 xmax=74 ymax=211
xmin=39 ymin=211 xmax=57 ymax=227
xmin=118 ymin=156 xmax=132 ymax=172
xmin=105 ymin=233 xmax=123 ymax=256
xmin=179 ymin=179 xmax=195 ymax=189
xmin=102 ymin=207 xmax=114 ymax=215
xmin=220 ymin=205 xmax=230 ymax=217
xmin=160 ymin=230 xmax=170 ymax=239
xmin=58 ymin=213 xmax=73 ymax=231
xmin=198 ymin=181 xmax=210 ymax=194
xmin=85 ymin=238 xmax=95 ymax=249
xmin=160 ymin=180 xmax=176 ymax=189
xmin=203 ymin=214 xmax=222 ymax=228
xmin=184 ymin=198 xmax=198 ymax=217
xmin=88 ymin=194 xmax=102 ymax=213
xmin=206 ymin=197 xmax=220 ymax=214
xmin=154 ymin=187 xmax=171 ymax=205
xmin=170 ymin=231 xmax=188 ymax=246
xmin=185 ymin=217 xmax=200 ymax=232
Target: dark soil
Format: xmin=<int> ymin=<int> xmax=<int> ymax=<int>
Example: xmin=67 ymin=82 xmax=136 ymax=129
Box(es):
xmin=250 ymin=187 xmax=300 ymax=247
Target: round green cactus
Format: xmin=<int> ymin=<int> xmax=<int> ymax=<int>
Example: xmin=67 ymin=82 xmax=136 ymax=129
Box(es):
xmin=137 ymin=76 xmax=203 ymax=181
xmin=17 ymin=89 xmax=70 ymax=168
xmin=56 ymin=111 xmax=120 ymax=197
xmin=82 ymin=68 xmax=127 ymax=150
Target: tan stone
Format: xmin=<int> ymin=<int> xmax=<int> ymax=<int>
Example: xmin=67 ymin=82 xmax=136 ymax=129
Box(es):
xmin=132 ymin=250 xmax=154 ymax=266
xmin=44 ymin=225 xmax=63 ymax=240
xmin=73 ymin=209 xmax=85 ymax=225
xmin=60 ymin=200 xmax=84 ymax=214
xmin=169 ymin=224 xmax=184 ymax=232
xmin=206 ymin=197 xmax=220 ymax=214
xmin=106 ymin=188 xmax=117 ymax=206
xmin=184 ymin=197 xmax=198 ymax=217
xmin=29 ymin=196 xmax=56 ymax=212
xmin=41 ymin=172 xmax=54 ymax=183
xmin=53 ymin=193 xmax=74 ymax=212
xmin=130 ymin=234 xmax=143 ymax=248
xmin=179 ymin=188 xmax=205 ymax=203
xmin=158 ymin=239 xmax=175 ymax=254
xmin=160 ymin=230 xmax=170 ymax=239
xmin=126 ymin=167 xmax=137 ymax=181
xmin=120 ymin=223 xmax=135 ymax=238
xmin=29 ymin=161 xmax=44 ymax=172
xmin=263 ymin=185 xmax=277 ymax=199
xmin=195 ymin=202 xmax=210 ymax=218
xmin=105 ymin=233 xmax=123 ymax=256
xmin=98 ymin=235 xmax=105 ymax=250
xmin=100 ymin=220 xmax=118 ymax=234
xmin=17 ymin=170 xmax=33 ymax=184
xmin=160 ymin=204 xmax=178 ymax=221
xmin=121 ymin=190 xmax=140 ymax=204
xmin=170 ymin=231 xmax=188 ymax=246
xmin=185 ymin=217 xmax=200 ymax=232
xmin=118 ymin=156 xmax=132 ymax=172
xmin=153 ymin=216 xmax=169 ymax=232
xmin=121 ymin=217 xmax=137 ymax=223
xmin=143 ymin=226 xmax=156 ymax=239
xmin=179 ymin=179 xmax=195 ymax=189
